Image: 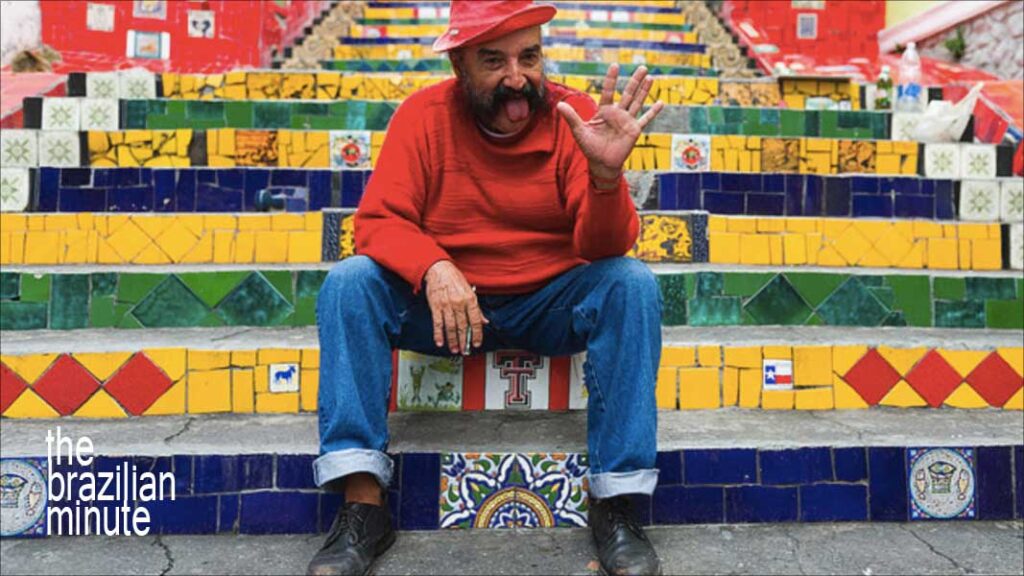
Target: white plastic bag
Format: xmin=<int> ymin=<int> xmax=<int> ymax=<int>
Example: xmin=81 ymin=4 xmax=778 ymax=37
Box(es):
xmin=908 ymin=82 xmax=984 ymax=143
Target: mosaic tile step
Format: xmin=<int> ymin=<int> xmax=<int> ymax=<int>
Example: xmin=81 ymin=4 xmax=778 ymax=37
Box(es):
xmin=357 ymin=18 xmax=693 ymax=32
xmin=318 ymin=58 xmax=712 ymax=77
xmin=1 ymin=268 xmax=1020 ymax=332
xmin=362 ymin=2 xmax=686 ymax=23
xmin=1 ymin=326 xmax=1020 ymax=418
xmin=2 ymin=410 xmax=1021 ymax=536
xmin=347 ymin=21 xmax=700 ymax=44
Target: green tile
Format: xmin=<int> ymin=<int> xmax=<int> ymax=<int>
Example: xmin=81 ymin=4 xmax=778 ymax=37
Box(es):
xmin=695 ymin=272 xmax=723 ymax=296
xmin=965 ymin=277 xmax=1017 ymax=301
xmin=0 ymin=272 xmax=19 ymax=300
xmin=934 ymin=300 xmax=984 ymax=328
xmin=868 ymin=286 xmax=894 ymax=308
xmin=124 ymin=100 xmax=149 ymax=129
xmin=657 ymin=274 xmax=687 ymax=326
xmin=816 ymin=278 xmax=890 ymax=326
xmin=224 ymin=101 xmax=254 ymax=128
xmin=262 ymin=271 xmax=294 ymax=303
xmin=117 ymin=314 xmax=144 ymax=329
xmin=858 ymin=275 xmax=885 ymax=287
xmin=131 ymin=276 xmax=211 ymax=328
xmin=818 ymin=110 xmax=839 ymax=138
xmin=688 ymin=107 xmax=709 ymax=133
xmin=806 ymin=313 xmax=824 ymax=326
xmin=91 ymin=273 xmax=116 ymax=297
xmin=882 ymin=311 xmax=908 ymax=326
xmin=803 ymin=110 xmax=820 ymax=137
xmin=785 ymin=272 xmax=845 ymax=309
xmin=295 ymin=102 xmax=329 ymax=117
xmin=20 ymin=274 xmax=50 ymax=303
xmin=200 ymin=311 xmax=226 ymax=327
xmin=688 ymin=297 xmax=741 ymax=326
xmin=188 ymin=100 xmax=226 ymax=121
xmin=118 ymin=274 xmax=165 ymax=304
xmin=933 ymin=277 xmax=965 ymax=301
xmin=886 ymin=275 xmax=931 ymax=327
xmin=166 ymin=100 xmax=187 ymax=117
xmin=292 ymin=296 xmax=317 ymax=326
xmin=723 ymin=272 xmax=775 ymax=297
xmin=178 ymin=271 xmax=250 ymax=308
xmin=0 ymin=302 xmax=48 ymax=330
xmin=743 ymin=275 xmax=812 ymax=325
xmin=253 ymin=102 xmax=293 ymax=129
xmin=741 ymin=309 xmax=758 ymax=325
xmin=89 ymin=297 xmax=118 ymax=328
xmin=296 ymin=270 xmax=327 ymax=298
xmin=780 ymin=109 xmax=804 ymax=137
xmin=215 ymin=272 xmax=295 ymax=326
xmin=50 ymin=274 xmax=89 ymax=330
xmin=986 ymin=300 xmax=1024 ymax=329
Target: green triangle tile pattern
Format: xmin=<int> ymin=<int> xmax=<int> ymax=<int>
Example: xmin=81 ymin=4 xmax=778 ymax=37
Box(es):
xmin=215 ymin=273 xmax=295 ymax=327
xmin=50 ymin=275 xmax=90 ymax=330
xmin=723 ymin=272 xmax=775 ymax=297
xmin=131 ymin=276 xmax=212 ymax=328
xmin=89 ymin=297 xmax=119 ymax=328
xmin=882 ymin=311 xmax=908 ymax=327
xmin=786 ymin=272 xmax=846 ymax=309
xmin=118 ymin=274 xmax=167 ymax=304
xmin=91 ymin=273 xmax=117 ymax=297
xmin=743 ymin=275 xmax=813 ymax=325
xmin=886 ymin=275 xmax=931 ymax=327
xmin=262 ymin=271 xmax=295 ymax=303
xmin=296 ymin=271 xmax=328 ymax=299
xmin=178 ymin=271 xmax=252 ymax=309
xmin=0 ymin=273 xmax=19 ymax=299
xmin=816 ymin=278 xmax=890 ymax=326
xmin=19 ymin=274 xmax=50 ymax=303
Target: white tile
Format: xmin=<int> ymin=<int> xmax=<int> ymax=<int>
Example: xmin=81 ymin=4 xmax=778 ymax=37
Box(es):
xmin=396 ymin=351 xmax=463 ymax=411
xmin=671 ymin=134 xmax=710 ymax=172
xmin=120 ymin=70 xmax=157 ymax=99
xmin=86 ymin=72 xmax=120 ymax=98
xmin=923 ymin=143 xmax=959 ymax=179
xmin=329 ymin=131 xmax=372 ymax=170
xmin=0 ymin=129 xmax=38 ymax=168
xmin=79 ymin=98 xmax=120 ymax=131
xmin=958 ymin=180 xmax=1000 ymax=221
xmin=908 ymin=448 xmax=975 ymax=520
xmin=890 ymin=112 xmax=923 ymax=141
xmin=1010 ymin=224 xmax=1023 ymax=270
xmin=485 ymin=350 xmax=550 ymax=410
xmin=960 ymin=144 xmax=996 ymax=179
xmin=0 ymin=167 xmax=31 ymax=212
xmin=568 ymin=352 xmax=588 ymax=410
xmin=41 ymin=98 xmax=81 ymax=131
xmin=37 ymin=131 xmax=80 ymax=168
xmin=268 ymin=363 xmax=299 ymax=393
xmin=999 ymin=179 xmax=1023 ymax=223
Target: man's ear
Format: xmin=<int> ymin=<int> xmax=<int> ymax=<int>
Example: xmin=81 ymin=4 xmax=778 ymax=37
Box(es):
xmin=449 ymin=50 xmax=464 ymax=78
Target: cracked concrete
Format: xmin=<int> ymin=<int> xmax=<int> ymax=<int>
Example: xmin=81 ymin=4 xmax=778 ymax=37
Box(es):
xmin=2 ymin=522 xmax=1020 ymax=575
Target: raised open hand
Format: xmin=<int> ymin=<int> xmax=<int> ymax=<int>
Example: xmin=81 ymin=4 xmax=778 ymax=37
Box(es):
xmin=555 ymin=63 xmax=665 ymax=178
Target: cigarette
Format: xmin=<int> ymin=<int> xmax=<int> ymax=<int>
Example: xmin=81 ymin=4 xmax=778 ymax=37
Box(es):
xmin=464 ymin=325 xmax=472 ymax=356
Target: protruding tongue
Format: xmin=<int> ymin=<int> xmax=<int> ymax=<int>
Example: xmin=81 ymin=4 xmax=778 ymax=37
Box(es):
xmin=504 ymin=98 xmax=530 ymax=122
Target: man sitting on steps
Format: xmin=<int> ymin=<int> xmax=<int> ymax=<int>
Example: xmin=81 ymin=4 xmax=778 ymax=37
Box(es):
xmin=309 ymin=1 xmax=666 ymax=574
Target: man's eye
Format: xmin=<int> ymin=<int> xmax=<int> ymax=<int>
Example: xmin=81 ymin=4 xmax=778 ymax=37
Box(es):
xmin=485 ymin=59 xmax=503 ymax=67
xmin=521 ymin=54 xmax=539 ymax=65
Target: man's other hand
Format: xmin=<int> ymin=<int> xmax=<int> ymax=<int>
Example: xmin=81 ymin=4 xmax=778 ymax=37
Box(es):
xmin=424 ymin=260 xmax=489 ymax=355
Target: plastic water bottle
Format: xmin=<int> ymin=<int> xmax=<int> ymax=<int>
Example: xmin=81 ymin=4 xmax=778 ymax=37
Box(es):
xmin=896 ymin=42 xmax=923 ymax=112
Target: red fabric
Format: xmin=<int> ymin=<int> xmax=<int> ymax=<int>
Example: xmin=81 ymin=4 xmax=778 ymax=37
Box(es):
xmin=355 ymin=78 xmax=639 ymax=295
xmin=433 ymin=0 xmax=557 ymax=52
xmin=1014 ymin=141 xmax=1023 ymax=177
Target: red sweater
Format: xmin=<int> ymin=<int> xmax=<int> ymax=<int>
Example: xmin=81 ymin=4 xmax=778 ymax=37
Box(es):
xmin=355 ymin=78 xmax=639 ymax=295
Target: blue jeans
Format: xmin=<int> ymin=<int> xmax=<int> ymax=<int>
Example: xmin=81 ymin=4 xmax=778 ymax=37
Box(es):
xmin=314 ymin=255 xmax=662 ymax=498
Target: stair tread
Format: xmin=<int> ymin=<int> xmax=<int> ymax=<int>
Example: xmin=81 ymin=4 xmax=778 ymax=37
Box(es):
xmin=3 ymin=409 xmax=1021 ymax=458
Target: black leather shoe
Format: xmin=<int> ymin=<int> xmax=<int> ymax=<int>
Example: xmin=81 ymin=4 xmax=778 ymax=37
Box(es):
xmin=589 ymin=496 xmax=662 ymax=576
xmin=307 ymin=501 xmax=396 ymax=576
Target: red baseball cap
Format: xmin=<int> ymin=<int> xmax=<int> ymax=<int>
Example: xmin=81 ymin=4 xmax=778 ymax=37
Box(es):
xmin=432 ymin=0 xmax=557 ymax=53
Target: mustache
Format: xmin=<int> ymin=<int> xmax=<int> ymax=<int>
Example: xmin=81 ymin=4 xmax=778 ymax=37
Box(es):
xmin=463 ymin=77 xmax=549 ymax=123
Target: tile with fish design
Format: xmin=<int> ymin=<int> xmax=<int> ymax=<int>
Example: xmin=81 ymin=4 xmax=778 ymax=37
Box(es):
xmin=439 ymin=452 xmax=589 ymax=529
xmin=0 ymin=458 xmax=48 ymax=537
xmin=908 ymin=448 xmax=975 ymax=520
xmin=397 ymin=351 xmax=463 ymax=411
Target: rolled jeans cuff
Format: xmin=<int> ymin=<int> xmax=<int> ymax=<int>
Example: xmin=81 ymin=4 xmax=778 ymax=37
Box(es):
xmin=588 ymin=469 xmax=659 ymax=498
xmin=313 ymin=448 xmax=394 ymax=492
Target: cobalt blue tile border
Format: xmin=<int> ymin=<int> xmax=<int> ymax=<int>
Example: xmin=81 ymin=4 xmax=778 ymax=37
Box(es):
xmin=2 ymin=445 xmax=1020 ymax=537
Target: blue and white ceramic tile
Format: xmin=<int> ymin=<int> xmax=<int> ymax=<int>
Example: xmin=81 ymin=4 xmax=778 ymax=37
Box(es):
xmin=80 ymin=98 xmax=120 ymax=132
xmin=485 ymin=351 xmax=550 ymax=410
xmin=1009 ymin=224 xmax=1023 ymax=270
xmin=568 ymin=352 xmax=589 ymax=410
xmin=0 ymin=458 xmax=48 ymax=537
xmin=1000 ymin=179 xmax=1023 ymax=223
xmin=120 ymin=70 xmax=157 ymax=99
xmin=439 ymin=452 xmax=588 ymax=529
xmin=0 ymin=130 xmax=37 ymax=168
xmin=923 ymin=143 xmax=959 ymax=179
xmin=329 ymin=131 xmax=371 ymax=170
xmin=38 ymin=131 xmax=80 ymax=168
xmin=0 ymin=168 xmax=31 ymax=212
xmin=41 ymin=98 xmax=81 ymax=131
xmin=396 ymin=351 xmax=463 ymax=411
xmin=268 ymin=363 xmax=300 ymax=393
xmin=671 ymin=134 xmax=710 ymax=172
xmin=908 ymin=448 xmax=975 ymax=520
xmin=958 ymin=180 xmax=1000 ymax=222
xmin=960 ymin=144 xmax=996 ymax=179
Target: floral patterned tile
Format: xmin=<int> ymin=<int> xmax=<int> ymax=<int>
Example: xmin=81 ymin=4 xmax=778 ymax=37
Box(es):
xmin=329 ymin=131 xmax=371 ymax=170
xmin=396 ymin=351 xmax=463 ymax=411
xmin=960 ymin=144 xmax=996 ymax=179
xmin=671 ymin=134 xmax=710 ymax=172
xmin=958 ymin=180 xmax=1000 ymax=221
xmin=1010 ymin=224 xmax=1023 ymax=270
xmin=41 ymin=98 xmax=80 ymax=131
xmin=0 ymin=129 xmax=37 ymax=168
xmin=890 ymin=112 xmax=922 ymax=141
xmin=38 ymin=131 xmax=80 ymax=168
xmin=1000 ymin=179 xmax=1023 ymax=223
xmin=0 ymin=168 xmax=31 ymax=212
xmin=120 ymin=70 xmax=157 ymax=99
xmin=86 ymin=72 xmax=119 ymax=99
xmin=923 ymin=143 xmax=959 ymax=179
xmin=80 ymin=98 xmax=120 ymax=131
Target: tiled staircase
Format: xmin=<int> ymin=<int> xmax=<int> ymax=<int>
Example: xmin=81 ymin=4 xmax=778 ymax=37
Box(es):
xmin=1 ymin=0 xmax=1022 ymax=561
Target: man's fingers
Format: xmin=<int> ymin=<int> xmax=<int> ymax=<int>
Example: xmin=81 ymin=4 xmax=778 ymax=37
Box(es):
xmin=618 ymin=65 xmax=648 ymax=112
xmin=454 ymin=305 xmax=469 ymax=355
xmin=556 ymin=102 xmax=585 ymax=135
xmin=637 ymin=101 xmax=665 ymax=130
xmin=599 ymin=63 xmax=619 ymax=107
xmin=442 ymin=305 xmax=458 ymax=353
xmin=627 ymin=76 xmax=654 ymax=118
xmin=467 ymin=301 xmax=485 ymax=349
xmin=430 ymin=303 xmax=444 ymax=347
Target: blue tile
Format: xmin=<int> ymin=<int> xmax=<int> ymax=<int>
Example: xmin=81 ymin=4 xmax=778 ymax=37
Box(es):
xmin=309 ymin=171 xmax=333 ymax=210
xmin=852 ymin=194 xmax=892 ymax=217
xmin=652 ymin=486 xmax=723 ymax=524
xmin=703 ymin=192 xmax=744 ymax=214
xmin=219 ymin=494 xmax=239 ymax=532
xmin=240 ymin=491 xmax=319 ymax=534
xmin=868 ymin=447 xmax=907 ymax=521
xmin=834 ymin=448 xmax=867 ymax=482
xmin=108 ymin=186 xmax=152 ymax=211
xmin=389 ymin=454 xmax=402 ymax=491
xmin=785 ymin=183 xmax=802 ymax=215
xmin=804 ymin=179 xmax=822 ymax=215
xmin=800 ymin=484 xmax=868 ymax=522
xmin=746 ymin=193 xmax=784 ymax=216
xmin=1015 ymin=445 xmax=1022 ymax=519
xmin=276 ymin=455 xmax=317 ymax=489
xmin=919 ymin=179 xmax=935 ymax=196
xmin=935 ymin=181 xmax=955 ymax=220
xmin=399 ymin=452 xmax=440 ymax=530
xmin=658 ymin=175 xmax=678 ymax=210
xmin=92 ymin=168 xmax=115 ymax=187
xmin=760 ymin=448 xmax=832 ymax=485
xmin=271 ymin=169 xmax=307 ymax=187
xmin=656 ymin=451 xmax=682 ymax=486
xmin=763 ymin=174 xmax=784 ymax=193
xmin=340 ymin=171 xmax=365 ymax=208
xmin=850 ymin=176 xmax=878 ymax=194
xmin=677 ymin=174 xmax=701 ymax=210
xmin=194 ymin=455 xmax=240 ymax=494
xmin=725 ymin=486 xmax=798 ymax=523
xmin=219 ymin=169 xmax=244 ymax=189
xmin=824 ymin=184 xmax=853 ymax=217
xmin=240 ymin=454 xmax=274 ymax=490
xmin=197 ymin=169 xmax=217 ymax=184
xmin=721 ymin=173 xmax=754 ymax=193
xmin=195 ymin=185 xmax=243 ymax=212
xmin=37 ymin=168 xmax=60 ymax=211
xmin=975 ymin=446 xmax=1014 ymax=520
xmin=154 ymin=170 xmax=177 ymax=211
xmin=701 ymin=172 xmax=721 ymax=192
xmin=132 ymin=456 xmax=173 ymax=481
xmin=891 ymin=177 xmax=919 ymax=196
xmin=894 ymin=194 xmax=934 ymax=219
xmin=115 ymin=168 xmax=141 ymax=186
xmin=59 ymin=188 xmax=107 ymax=212
xmin=172 ymin=455 xmax=193 ymax=496
xmin=176 ymin=170 xmax=196 ymax=212
xmin=683 ymin=449 xmax=756 ymax=485
xmin=60 ymin=167 xmax=91 ymax=187
xmin=147 ymin=495 xmax=219 ymax=534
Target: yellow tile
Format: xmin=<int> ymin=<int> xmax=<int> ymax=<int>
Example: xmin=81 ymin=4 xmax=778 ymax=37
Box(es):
xmin=303 ymin=349 xmax=320 ymax=369
xmin=958 ymin=238 xmax=972 ymax=269
xmin=874 ymin=227 xmax=913 ymax=264
xmin=62 ymin=229 xmax=91 ymax=264
xmin=134 ymin=243 xmax=173 ymax=265
xmin=709 ymin=232 xmax=740 ymax=264
xmin=143 ymin=379 xmax=186 ymax=415
xmin=878 ymin=380 xmax=927 ymax=407
xmin=738 ymin=368 xmax=761 ymax=408
xmin=805 ymin=233 xmax=822 ymax=264
xmin=943 ymin=383 xmax=989 ymax=408
xmin=288 ymin=231 xmax=321 ymax=263
xmin=27 ymin=215 xmax=45 ymax=230
xmin=256 ymin=392 xmax=299 ymax=413
xmin=73 ymin=389 xmax=127 ymax=418
xmin=958 ymin=223 xmax=989 ymax=239
xmin=304 ymin=212 xmax=323 ymax=232
xmin=1003 ymin=388 xmax=1023 ymax=410
xmin=875 ymin=154 xmax=901 ymax=174
xmin=656 ymin=367 xmax=678 ymax=409
xmin=833 ymin=226 xmax=872 ymax=266
xmin=154 ymin=219 xmax=199 ymax=262
xmin=762 ymin=346 xmax=791 ymax=359
xmin=181 ymin=232 xmax=214 ymax=264
xmin=300 ymin=369 xmax=319 ymax=411
xmin=997 ymin=348 xmax=1024 ymax=376
xmin=757 ymin=218 xmax=786 ymax=233
xmin=0 ymin=354 xmax=58 ymax=383
xmin=858 ymin=248 xmax=891 ymax=268
xmin=8 ymin=231 xmax=25 ymax=263
xmin=739 ymin=234 xmax=771 ymax=265
xmin=722 ymin=367 xmax=739 ymax=406
xmin=187 ymin=369 xmax=232 ymax=413
xmin=188 ymin=350 xmax=230 ymax=371
xmin=768 ymin=235 xmax=783 ymax=265
xmin=795 ymin=388 xmax=834 ymax=410
xmin=971 ymin=238 xmax=1002 ymax=270
xmin=724 ymin=347 xmax=761 ymax=368
xmin=44 ymin=214 xmax=77 ymax=231
xmin=876 ymin=346 xmax=927 ymax=376
xmin=785 ymin=218 xmax=818 ymax=233
xmin=937 ymin=350 xmax=989 ymax=378
xmin=678 ymin=367 xmax=719 ymax=409
xmin=233 ymin=370 xmax=255 ymax=413
xmin=258 ymin=348 xmax=302 ymax=365
xmin=783 ymin=234 xmax=807 ymax=265
xmin=144 ymin=348 xmax=186 ymax=381
xmin=106 ymin=220 xmax=151 ymax=262
xmin=833 ymin=345 xmax=869 ymax=377
xmin=232 ymin=350 xmax=257 ymax=367
xmin=942 ymin=223 xmax=958 ymax=238
xmin=254 ymin=230 xmax=289 ymax=263
xmin=0 ymin=214 xmax=27 ymax=231
xmin=833 ymin=375 xmax=869 ymax=409
xmin=271 ymin=213 xmax=306 ymax=231
xmin=255 ymin=366 xmax=269 ymax=393
xmin=72 ymin=352 xmax=133 ymax=382
xmin=22 ymin=231 xmax=61 ymax=264
xmin=913 ymin=221 xmax=943 ymax=238
xmin=661 ymin=346 xmax=696 ymax=367
xmin=698 ymin=346 xmax=720 ymax=367
xmin=727 ymin=217 xmax=757 ymax=233
xmin=793 ymin=346 xmax=831 ymax=386
xmin=927 ymin=238 xmax=958 ymax=270
xmin=762 ymin=390 xmax=794 ymax=410
xmin=898 ymin=241 xmax=926 ymax=268
xmin=2 ymin=389 xmax=59 ymax=418
xmin=708 ymin=215 xmax=727 ymax=232
xmin=212 ymin=230 xmax=235 ymax=263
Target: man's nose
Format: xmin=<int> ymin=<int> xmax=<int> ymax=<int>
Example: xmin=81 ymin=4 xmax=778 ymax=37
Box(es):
xmin=503 ymin=61 xmax=527 ymax=91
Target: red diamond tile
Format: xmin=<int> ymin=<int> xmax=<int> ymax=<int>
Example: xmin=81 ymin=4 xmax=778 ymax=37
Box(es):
xmin=905 ymin=350 xmax=964 ymax=408
xmin=0 ymin=363 xmax=28 ymax=413
xmin=966 ymin=352 xmax=1024 ymax=407
xmin=104 ymin=353 xmax=173 ymax=415
xmin=33 ymin=355 xmax=100 ymax=415
xmin=842 ymin=348 xmax=901 ymax=406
